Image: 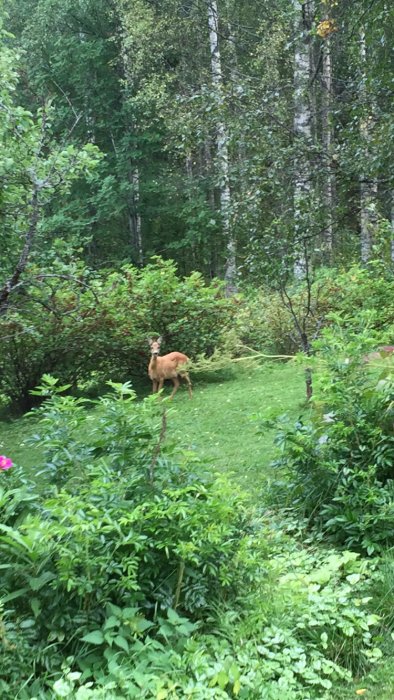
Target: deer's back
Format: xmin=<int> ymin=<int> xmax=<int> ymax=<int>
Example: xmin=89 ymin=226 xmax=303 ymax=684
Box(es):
xmin=149 ymin=352 xmax=189 ymax=379
xmin=164 ymin=352 xmax=189 ymax=364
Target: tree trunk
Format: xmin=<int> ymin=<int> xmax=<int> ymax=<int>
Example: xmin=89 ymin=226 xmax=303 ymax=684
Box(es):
xmin=207 ymin=0 xmax=237 ymax=291
xmin=321 ymin=30 xmax=334 ymax=258
xmin=128 ymin=165 xmax=143 ymax=266
xmin=0 ymin=189 xmax=39 ymax=315
xmin=293 ymin=0 xmax=314 ymax=278
xmin=359 ymin=29 xmax=378 ymax=263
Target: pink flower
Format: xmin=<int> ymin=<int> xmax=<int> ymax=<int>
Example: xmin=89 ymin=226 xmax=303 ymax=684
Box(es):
xmin=0 ymin=455 xmax=13 ymax=470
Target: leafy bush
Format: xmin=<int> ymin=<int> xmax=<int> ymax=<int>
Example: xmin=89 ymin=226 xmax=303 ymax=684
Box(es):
xmin=0 ymin=379 xmax=253 ymax=695
xmin=266 ymin=325 xmax=394 ymax=553
xmin=233 ymin=264 xmax=394 ymax=356
xmin=0 ymin=257 xmax=236 ymax=409
xmin=1 ymin=510 xmax=383 ymax=699
xmin=0 ymin=375 xmax=386 ymax=699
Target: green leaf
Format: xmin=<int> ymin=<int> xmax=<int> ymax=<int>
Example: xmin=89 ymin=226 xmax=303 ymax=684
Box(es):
xmin=53 ymin=679 xmax=73 ymax=697
xmin=167 ymin=608 xmax=181 ymax=624
xmin=81 ymin=630 xmax=105 ymax=645
xmin=30 ymin=597 xmax=41 ymax=617
xmin=29 ymin=571 xmax=56 ymax=591
xmin=104 ymin=616 xmax=119 ymax=630
xmin=113 ymin=635 xmax=129 ymax=652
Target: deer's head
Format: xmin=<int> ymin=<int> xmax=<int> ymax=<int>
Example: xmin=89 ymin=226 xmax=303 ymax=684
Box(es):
xmin=148 ymin=336 xmax=162 ymax=357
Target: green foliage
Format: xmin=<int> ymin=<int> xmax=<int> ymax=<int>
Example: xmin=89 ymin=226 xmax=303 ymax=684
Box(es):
xmin=0 ymin=367 xmax=389 ymax=699
xmin=1 ymin=507 xmax=384 ymax=699
xmin=267 ymin=323 xmax=394 ymax=554
xmin=0 ymin=379 xmax=254 ymax=695
xmin=0 ymin=257 xmax=236 ymax=409
xmin=0 ymin=32 xmax=101 ymax=282
xmin=233 ymin=265 xmax=394 ymax=356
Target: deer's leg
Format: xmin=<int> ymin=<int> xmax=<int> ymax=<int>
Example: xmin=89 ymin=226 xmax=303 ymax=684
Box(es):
xmin=158 ymin=378 xmax=164 ymax=395
xmin=152 ymin=379 xmax=158 ymax=393
xmin=184 ymin=372 xmax=193 ymax=399
xmin=170 ymin=376 xmax=180 ymax=399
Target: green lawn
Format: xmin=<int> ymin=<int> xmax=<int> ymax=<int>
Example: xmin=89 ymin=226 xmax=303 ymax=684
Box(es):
xmin=167 ymin=362 xmax=305 ymax=492
xmin=0 ymin=361 xmax=305 ymax=486
xmin=0 ymin=413 xmax=41 ymax=471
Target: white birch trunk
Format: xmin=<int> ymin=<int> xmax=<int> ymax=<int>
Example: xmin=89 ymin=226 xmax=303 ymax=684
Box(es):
xmin=322 ymin=31 xmax=334 ymax=257
xmin=207 ymin=0 xmax=236 ymax=291
xmin=185 ymin=153 xmax=198 ymax=268
xmin=359 ymin=29 xmax=378 ymax=263
xmin=128 ymin=166 xmax=143 ymax=266
xmin=293 ymin=0 xmax=314 ymax=278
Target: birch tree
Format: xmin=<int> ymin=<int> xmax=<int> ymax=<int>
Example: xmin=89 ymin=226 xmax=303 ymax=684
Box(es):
xmin=292 ymin=0 xmax=314 ymax=278
xmin=207 ymin=0 xmax=237 ymax=291
xmin=128 ymin=166 xmax=143 ymax=266
xmin=317 ymin=7 xmax=336 ymax=258
xmin=359 ymin=29 xmax=378 ymax=264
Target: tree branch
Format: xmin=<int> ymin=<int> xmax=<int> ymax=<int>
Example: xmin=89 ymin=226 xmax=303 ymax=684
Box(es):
xmin=0 ymin=188 xmax=40 ymax=316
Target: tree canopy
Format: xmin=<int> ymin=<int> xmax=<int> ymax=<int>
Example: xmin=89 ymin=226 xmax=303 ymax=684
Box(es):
xmin=1 ymin=0 xmax=392 ymax=290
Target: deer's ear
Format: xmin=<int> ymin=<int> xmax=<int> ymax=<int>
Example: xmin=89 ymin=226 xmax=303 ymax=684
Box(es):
xmin=148 ymin=337 xmax=153 ymax=345
xmin=157 ymin=336 xmax=163 ymax=344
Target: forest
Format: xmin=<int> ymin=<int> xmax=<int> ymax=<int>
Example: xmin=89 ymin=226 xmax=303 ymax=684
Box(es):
xmin=0 ymin=0 xmax=394 ymax=698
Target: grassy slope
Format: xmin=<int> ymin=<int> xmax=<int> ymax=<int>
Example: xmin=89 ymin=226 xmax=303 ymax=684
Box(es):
xmin=166 ymin=365 xmax=394 ymax=700
xmin=167 ymin=362 xmax=305 ymax=493
xmin=0 ymin=362 xmax=305 ymax=480
xmin=1 ymin=361 xmax=393 ymax=697
xmin=0 ymin=413 xmax=41 ymax=470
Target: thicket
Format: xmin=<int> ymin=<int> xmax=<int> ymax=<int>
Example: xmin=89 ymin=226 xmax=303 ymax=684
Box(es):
xmin=0 ymin=258 xmax=236 ymax=411
xmin=235 ymin=264 xmax=394 ymax=356
xmin=2 ymin=261 xmax=393 ymax=413
xmin=264 ymin=321 xmax=394 ymax=555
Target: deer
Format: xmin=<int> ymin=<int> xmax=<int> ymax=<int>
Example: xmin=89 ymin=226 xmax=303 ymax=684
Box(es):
xmin=148 ymin=336 xmax=192 ymax=399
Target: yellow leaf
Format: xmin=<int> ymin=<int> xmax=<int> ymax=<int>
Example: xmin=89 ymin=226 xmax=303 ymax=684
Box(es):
xmin=233 ymin=679 xmax=241 ymax=696
xmin=356 ymin=690 xmax=367 ymax=696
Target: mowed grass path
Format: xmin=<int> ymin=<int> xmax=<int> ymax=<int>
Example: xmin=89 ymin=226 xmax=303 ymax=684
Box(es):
xmin=0 ymin=362 xmax=305 ymax=489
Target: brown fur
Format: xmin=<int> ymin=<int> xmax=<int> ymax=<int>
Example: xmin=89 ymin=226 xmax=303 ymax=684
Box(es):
xmin=363 ymin=345 xmax=394 ymax=363
xmin=148 ymin=337 xmax=192 ymax=399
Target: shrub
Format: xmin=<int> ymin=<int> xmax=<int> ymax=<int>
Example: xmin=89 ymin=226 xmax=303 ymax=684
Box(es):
xmin=266 ymin=324 xmax=394 ymax=553
xmin=0 ymin=257 xmax=236 ymax=410
xmin=1 ymin=532 xmax=382 ymax=699
xmin=233 ymin=264 xmax=394 ymax=356
xmin=0 ymin=375 xmax=386 ymax=699
xmin=0 ymin=379 xmax=253 ymax=695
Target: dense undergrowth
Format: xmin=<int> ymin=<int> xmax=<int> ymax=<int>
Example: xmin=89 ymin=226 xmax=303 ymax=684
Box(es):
xmin=261 ymin=325 xmax=394 ymax=555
